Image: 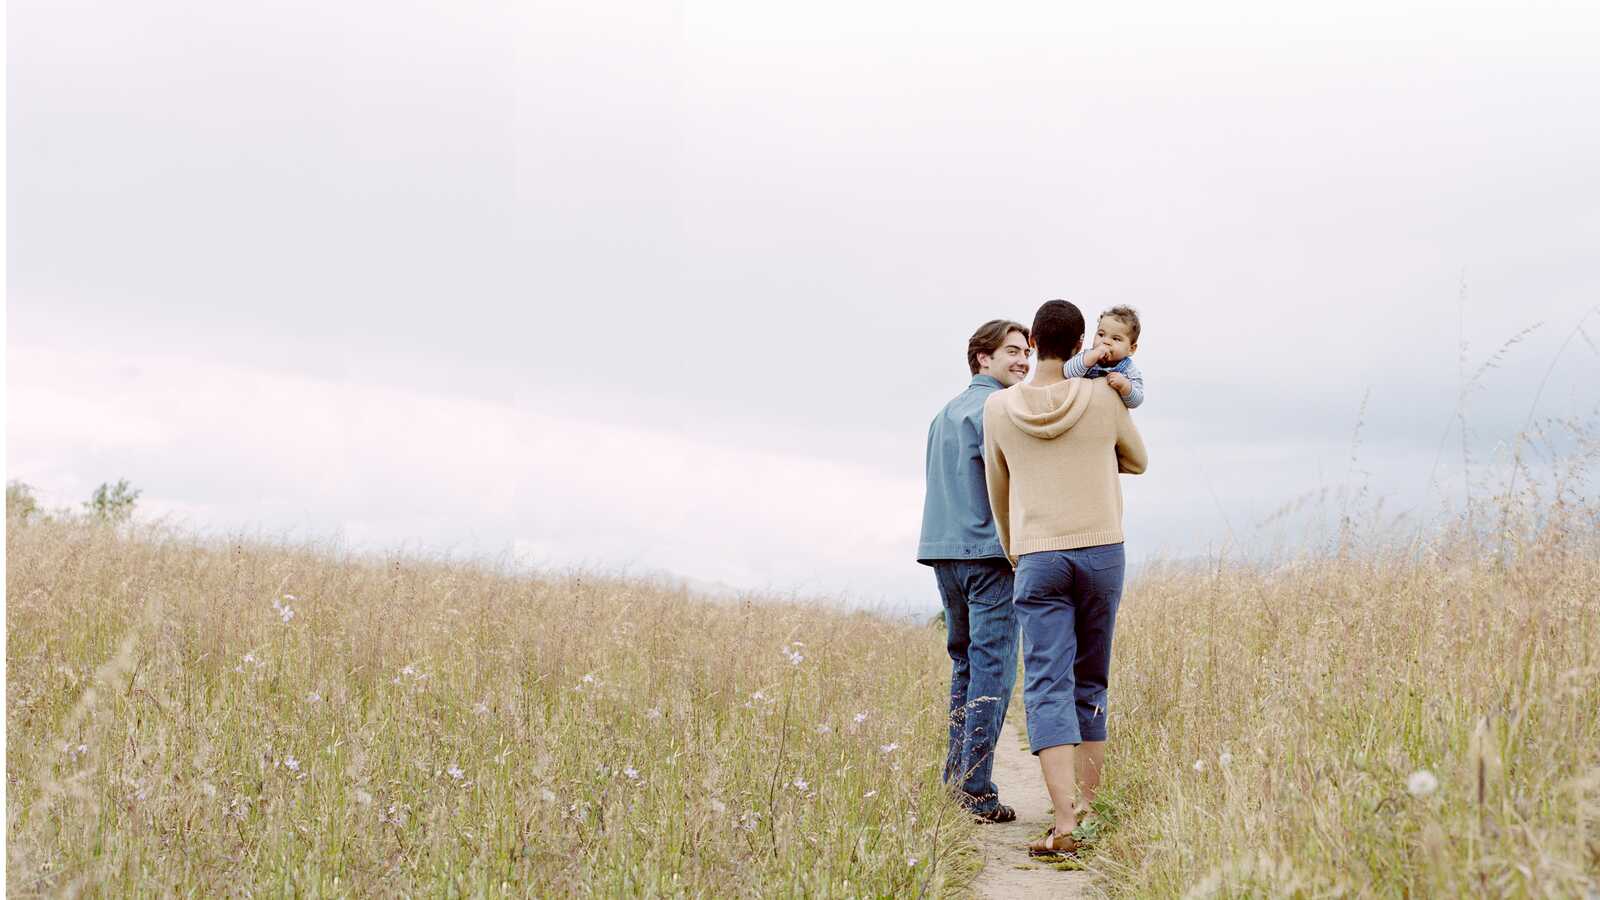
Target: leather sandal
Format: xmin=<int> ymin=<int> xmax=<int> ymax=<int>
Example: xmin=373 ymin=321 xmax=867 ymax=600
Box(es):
xmin=1027 ymin=826 xmax=1079 ymax=857
xmin=972 ymin=803 xmax=1016 ymax=824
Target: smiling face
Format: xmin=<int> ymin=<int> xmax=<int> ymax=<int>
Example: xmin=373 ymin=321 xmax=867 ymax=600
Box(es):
xmin=978 ymin=329 xmax=1031 ymax=387
xmin=1094 ymin=315 xmax=1138 ymax=364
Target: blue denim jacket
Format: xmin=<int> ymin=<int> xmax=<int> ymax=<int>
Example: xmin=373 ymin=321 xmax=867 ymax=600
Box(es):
xmin=917 ymin=374 xmax=1008 ymax=564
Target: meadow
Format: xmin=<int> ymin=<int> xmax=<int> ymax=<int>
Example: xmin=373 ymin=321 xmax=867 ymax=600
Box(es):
xmin=5 ymin=515 xmax=978 ymax=896
xmin=6 ymin=439 xmax=1598 ymax=896
xmin=1099 ymin=509 xmax=1599 ymax=896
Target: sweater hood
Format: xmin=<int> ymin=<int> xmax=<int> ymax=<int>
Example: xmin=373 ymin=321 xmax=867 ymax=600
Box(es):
xmin=1000 ymin=379 xmax=1094 ymax=439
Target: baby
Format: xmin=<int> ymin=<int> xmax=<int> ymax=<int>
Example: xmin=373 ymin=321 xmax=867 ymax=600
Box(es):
xmin=1063 ymin=305 xmax=1144 ymax=408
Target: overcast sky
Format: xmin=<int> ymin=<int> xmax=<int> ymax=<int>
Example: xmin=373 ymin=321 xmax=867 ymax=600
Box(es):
xmin=8 ymin=0 xmax=1599 ymax=612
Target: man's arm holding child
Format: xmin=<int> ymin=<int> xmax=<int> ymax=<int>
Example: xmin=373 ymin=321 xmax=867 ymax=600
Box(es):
xmin=1113 ymin=398 xmax=1148 ymax=475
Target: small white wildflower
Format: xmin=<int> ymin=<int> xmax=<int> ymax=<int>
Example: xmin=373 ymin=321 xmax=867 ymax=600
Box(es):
xmin=792 ymin=777 xmax=809 ymax=791
xmin=540 ymin=788 xmax=557 ymax=803
xmin=646 ymin=707 xmax=663 ymax=720
xmin=473 ymin=702 xmax=490 ymax=717
xmin=784 ymin=649 xmax=805 ymax=665
xmin=1407 ymin=769 xmax=1439 ymax=797
xmin=790 ymin=641 xmax=806 ymax=648
xmin=907 ymin=857 xmax=918 ymax=868
xmin=624 ymin=766 xmax=641 ymax=782
xmin=284 ymin=755 xmax=301 ymax=773
xmin=880 ymin=743 xmax=899 ymax=754
xmin=751 ymin=690 xmax=767 ymax=702
xmin=305 ymin=692 xmax=322 ymax=704
xmin=1218 ymin=752 xmax=1234 ymax=768
xmin=854 ymin=712 xmax=868 ymax=724
xmin=710 ymin=798 xmax=727 ymax=813
xmin=862 ymin=789 xmax=878 ymax=799
xmin=816 ymin=724 xmax=832 ymax=734
xmin=1193 ymin=759 xmax=1206 ymax=773
xmin=243 ymin=653 xmax=257 ymax=665
xmin=581 ymin=673 xmax=596 ymax=684
xmin=402 ymin=665 xmax=417 ymax=677
xmin=278 ymin=605 xmax=295 ymax=623
xmin=283 ymin=594 xmax=298 ymax=602
xmin=447 ymin=764 xmax=464 ymax=781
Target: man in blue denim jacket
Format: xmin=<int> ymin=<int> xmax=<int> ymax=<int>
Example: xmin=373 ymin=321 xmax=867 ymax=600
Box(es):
xmin=917 ymin=318 xmax=1030 ymax=822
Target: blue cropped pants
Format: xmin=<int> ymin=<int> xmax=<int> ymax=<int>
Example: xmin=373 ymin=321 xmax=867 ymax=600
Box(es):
xmin=1013 ymin=543 xmax=1126 ymax=754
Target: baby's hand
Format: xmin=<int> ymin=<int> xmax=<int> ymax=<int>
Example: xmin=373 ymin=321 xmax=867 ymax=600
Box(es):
xmin=1105 ymin=372 xmax=1132 ymax=396
xmin=1082 ymin=345 xmax=1108 ymax=367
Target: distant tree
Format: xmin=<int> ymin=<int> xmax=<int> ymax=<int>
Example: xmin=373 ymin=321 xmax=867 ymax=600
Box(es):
xmin=85 ymin=479 xmax=141 ymax=524
xmin=7 ymin=480 xmax=40 ymax=524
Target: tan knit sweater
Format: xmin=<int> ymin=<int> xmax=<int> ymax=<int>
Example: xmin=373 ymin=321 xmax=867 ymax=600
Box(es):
xmin=982 ymin=377 xmax=1148 ymax=563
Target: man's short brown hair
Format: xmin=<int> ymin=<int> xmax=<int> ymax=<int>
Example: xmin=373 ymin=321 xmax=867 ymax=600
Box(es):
xmin=967 ymin=319 xmax=1030 ymax=375
xmin=1099 ymin=305 xmax=1141 ymax=346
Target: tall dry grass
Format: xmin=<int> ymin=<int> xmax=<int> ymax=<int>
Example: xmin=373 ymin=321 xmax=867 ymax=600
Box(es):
xmin=5 ymin=518 xmax=978 ymax=896
xmin=8 ymin=418 xmax=1598 ymax=896
xmin=1092 ymin=422 xmax=1600 ymax=896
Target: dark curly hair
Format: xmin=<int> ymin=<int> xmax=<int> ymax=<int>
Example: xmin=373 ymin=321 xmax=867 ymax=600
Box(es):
xmin=1030 ymin=300 xmax=1085 ymax=361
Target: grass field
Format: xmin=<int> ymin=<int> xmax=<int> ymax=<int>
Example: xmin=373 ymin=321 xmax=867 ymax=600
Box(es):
xmin=1100 ymin=526 xmax=1600 ymax=896
xmin=5 ymin=516 xmax=978 ymax=896
xmin=7 ymin=454 xmax=1598 ymax=896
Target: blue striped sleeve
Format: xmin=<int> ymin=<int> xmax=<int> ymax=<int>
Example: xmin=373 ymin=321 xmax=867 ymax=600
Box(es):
xmin=1120 ymin=358 xmax=1144 ymax=408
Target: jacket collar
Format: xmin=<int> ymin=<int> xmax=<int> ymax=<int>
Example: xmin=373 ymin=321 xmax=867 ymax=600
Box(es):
xmin=969 ymin=374 xmax=1004 ymax=390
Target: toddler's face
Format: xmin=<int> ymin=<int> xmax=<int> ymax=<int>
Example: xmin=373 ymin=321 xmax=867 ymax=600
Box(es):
xmin=1094 ymin=316 xmax=1137 ymax=363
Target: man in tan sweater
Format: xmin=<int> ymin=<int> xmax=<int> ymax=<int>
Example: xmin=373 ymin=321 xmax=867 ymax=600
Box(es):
xmin=982 ymin=299 xmax=1148 ymax=856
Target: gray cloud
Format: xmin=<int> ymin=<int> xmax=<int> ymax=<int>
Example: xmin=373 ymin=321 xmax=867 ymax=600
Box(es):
xmin=9 ymin=0 xmax=1600 ymax=612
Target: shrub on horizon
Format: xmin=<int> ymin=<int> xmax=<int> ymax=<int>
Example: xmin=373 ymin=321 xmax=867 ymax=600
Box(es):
xmin=84 ymin=479 xmax=140 ymax=524
xmin=7 ymin=479 xmax=40 ymax=524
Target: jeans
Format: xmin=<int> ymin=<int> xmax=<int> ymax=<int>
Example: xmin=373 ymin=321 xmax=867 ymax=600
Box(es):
xmin=932 ymin=558 xmax=1019 ymax=811
xmin=1013 ymin=543 xmax=1125 ymax=754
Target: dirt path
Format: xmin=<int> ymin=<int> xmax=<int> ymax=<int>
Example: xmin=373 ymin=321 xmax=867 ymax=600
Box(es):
xmin=971 ymin=721 xmax=1093 ymax=899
